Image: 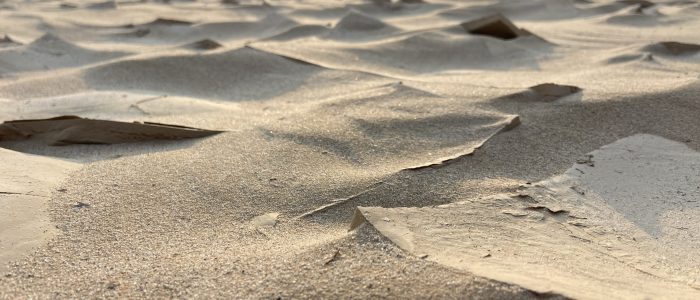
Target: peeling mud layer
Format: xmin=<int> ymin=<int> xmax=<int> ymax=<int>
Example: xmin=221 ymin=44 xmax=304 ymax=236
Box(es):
xmin=0 ymin=116 xmax=223 ymax=145
xmin=1 ymin=0 xmax=700 ymax=299
xmin=351 ymin=134 xmax=700 ymax=299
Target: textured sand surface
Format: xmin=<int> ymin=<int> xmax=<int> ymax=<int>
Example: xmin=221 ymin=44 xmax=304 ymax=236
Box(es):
xmin=1 ymin=0 xmax=700 ymax=299
xmin=0 ymin=149 xmax=79 ymax=274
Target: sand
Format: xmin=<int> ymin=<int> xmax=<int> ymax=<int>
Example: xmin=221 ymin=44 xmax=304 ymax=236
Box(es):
xmin=1 ymin=0 xmax=699 ymax=299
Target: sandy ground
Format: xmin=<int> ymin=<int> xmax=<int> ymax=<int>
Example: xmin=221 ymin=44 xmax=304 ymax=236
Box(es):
xmin=1 ymin=0 xmax=700 ymax=299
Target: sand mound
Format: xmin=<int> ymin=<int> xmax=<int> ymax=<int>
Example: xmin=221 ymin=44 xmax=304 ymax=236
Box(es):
xmin=351 ymin=134 xmax=700 ymax=299
xmin=84 ymin=47 xmax=363 ymax=100
xmin=253 ymin=12 xmax=551 ymax=77
xmin=643 ymin=41 xmax=700 ymax=56
xmin=332 ymin=10 xmax=398 ymax=33
xmin=604 ymin=4 xmax=671 ymax=26
xmin=326 ymin=11 xmax=401 ymax=40
xmin=113 ymin=14 xmax=298 ymax=46
xmin=263 ymin=83 xmax=519 ymax=174
xmin=191 ymin=14 xmax=298 ymax=41
xmin=0 ymin=116 xmax=222 ymax=146
xmin=265 ymin=11 xmax=398 ymax=42
xmin=254 ymin=29 xmax=546 ymax=76
xmin=0 ymin=33 xmax=129 ymax=74
xmin=27 ymin=33 xmax=94 ymax=53
xmin=262 ymin=24 xmax=330 ymax=41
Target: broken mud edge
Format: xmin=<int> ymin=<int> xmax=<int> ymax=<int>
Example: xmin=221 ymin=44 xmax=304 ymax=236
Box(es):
xmin=0 ymin=115 xmax=223 ymax=145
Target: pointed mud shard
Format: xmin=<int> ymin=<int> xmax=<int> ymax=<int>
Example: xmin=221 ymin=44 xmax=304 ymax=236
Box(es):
xmin=460 ymin=14 xmax=531 ymax=40
xmin=324 ymin=249 xmax=341 ymax=265
xmin=0 ymin=35 xmax=21 ymax=47
xmin=185 ymin=39 xmax=223 ymax=50
xmin=529 ymin=83 xmax=582 ymax=101
xmin=501 ymin=115 xmax=521 ymax=131
xmin=299 ymin=182 xmax=385 ymax=219
xmin=644 ymin=41 xmax=700 ymax=56
xmin=143 ymin=18 xmax=194 ymax=27
xmin=251 ymin=212 xmax=280 ymax=228
xmin=0 ymin=116 xmax=223 ymax=146
xmin=494 ymin=84 xmax=581 ymax=103
xmin=606 ymin=53 xmax=656 ymax=64
xmin=404 ymin=115 xmax=521 ymax=171
xmin=349 ymin=208 xmax=368 ymax=231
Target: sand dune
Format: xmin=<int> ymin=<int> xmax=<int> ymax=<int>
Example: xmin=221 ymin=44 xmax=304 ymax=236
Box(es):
xmin=329 ymin=10 xmax=399 ymax=38
xmin=254 ymin=25 xmax=549 ymax=76
xmin=98 ymin=15 xmax=297 ymax=46
xmin=84 ymin=47 xmax=379 ymax=101
xmin=0 ymin=33 xmax=129 ymax=74
xmin=262 ymin=83 xmax=519 ymax=171
xmin=265 ymin=11 xmax=400 ymax=42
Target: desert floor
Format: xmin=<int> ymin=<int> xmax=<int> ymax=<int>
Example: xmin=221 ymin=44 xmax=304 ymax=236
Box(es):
xmin=1 ymin=0 xmax=700 ymax=299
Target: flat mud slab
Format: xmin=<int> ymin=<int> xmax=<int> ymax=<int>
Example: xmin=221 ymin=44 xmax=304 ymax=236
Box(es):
xmin=353 ymin=134 xmax=700 ymax=299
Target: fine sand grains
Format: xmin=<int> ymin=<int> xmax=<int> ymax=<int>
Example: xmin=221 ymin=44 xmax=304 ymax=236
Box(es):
xmin=1 ymin=0 xmax=700 ymax=299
